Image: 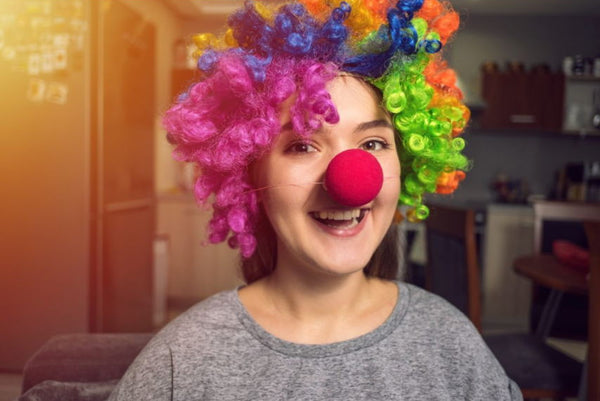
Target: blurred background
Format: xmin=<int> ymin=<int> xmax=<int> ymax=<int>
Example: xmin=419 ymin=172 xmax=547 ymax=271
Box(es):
xmin=0 ymin=0 xmax=599 ymax=388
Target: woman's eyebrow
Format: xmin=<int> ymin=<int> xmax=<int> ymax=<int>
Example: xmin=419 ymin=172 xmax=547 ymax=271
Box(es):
xmin=279 ymin=119 xmax=392 ymax=133
xmin=354 ymin=119 xmax=393 ymax=133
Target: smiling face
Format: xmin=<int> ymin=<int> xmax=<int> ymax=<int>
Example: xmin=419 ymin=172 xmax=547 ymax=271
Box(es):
xmin=252 ymin=75 xmax=401 ymax=278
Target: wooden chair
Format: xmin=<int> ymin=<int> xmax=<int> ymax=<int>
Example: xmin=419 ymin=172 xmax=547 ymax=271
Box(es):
xmin=582 ymin=221 xmax=600 ymax=401
xmin=530 ymin=201 xmax=600 ymax=339
xmin=424 ymin=204 xmax=481 ymax=331
xmin=424 ymin=203 xmax=583 ymax=400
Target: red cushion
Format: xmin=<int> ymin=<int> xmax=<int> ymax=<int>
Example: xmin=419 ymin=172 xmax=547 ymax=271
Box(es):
xmin=552 ymin=240 xmax=590 ymax=273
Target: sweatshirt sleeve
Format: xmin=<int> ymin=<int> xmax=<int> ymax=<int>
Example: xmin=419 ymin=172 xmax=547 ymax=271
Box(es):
xmin=107 ymin=337 xmax=173 ymax=401
xmin=509 ymin=380 xmax=524 ymax=400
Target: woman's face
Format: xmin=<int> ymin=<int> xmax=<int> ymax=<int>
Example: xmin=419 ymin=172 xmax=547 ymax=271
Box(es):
xmin=253 ymin=75 xmax=401 ymax=278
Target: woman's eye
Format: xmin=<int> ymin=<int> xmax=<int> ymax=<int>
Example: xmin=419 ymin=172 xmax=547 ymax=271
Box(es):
xmin=286 ymin=142 xmax=316 ymax=153
xmin=361 ymin=140 xmax=388 ymax=151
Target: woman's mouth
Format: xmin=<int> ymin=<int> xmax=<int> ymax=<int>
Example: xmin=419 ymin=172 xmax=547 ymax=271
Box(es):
xmin=310 ymin=208 xmax=367 ymax=229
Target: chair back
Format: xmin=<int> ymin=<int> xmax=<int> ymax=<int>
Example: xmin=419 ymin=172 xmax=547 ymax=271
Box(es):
xmin=425 ymin=204 xmax=482 ymax=331
xmin=533 ymin=201 xmax=600 ymax=253
xmin=531 ymin=202 xmax=600 ymax=338
xmin=584 ymin=221 xmax=600 ymax=401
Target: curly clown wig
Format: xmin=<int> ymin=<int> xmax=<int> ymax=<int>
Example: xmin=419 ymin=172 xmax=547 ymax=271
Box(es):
xmin=163 ymin=0 xmax=470 ymax=259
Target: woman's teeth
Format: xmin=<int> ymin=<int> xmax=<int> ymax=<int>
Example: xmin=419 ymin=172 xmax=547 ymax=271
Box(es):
xmin=312 ymin=209 xmax=365 ymax=229
xmin=316 ymin=209 xmax=361 ymax=220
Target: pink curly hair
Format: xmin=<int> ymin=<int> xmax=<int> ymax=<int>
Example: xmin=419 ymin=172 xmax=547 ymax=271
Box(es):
xmin=164 ymin=56 xmax=340 ymax=257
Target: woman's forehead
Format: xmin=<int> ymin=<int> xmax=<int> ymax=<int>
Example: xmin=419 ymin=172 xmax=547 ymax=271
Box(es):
xmin=278 ymin=75 xmax=389 ymax=131
xmin=326 ymin=76 xmax=388 ymax=116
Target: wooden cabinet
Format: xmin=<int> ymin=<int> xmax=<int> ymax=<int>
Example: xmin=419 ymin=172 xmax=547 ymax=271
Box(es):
xmin=481 ymin=69 xmax=564 ymax=131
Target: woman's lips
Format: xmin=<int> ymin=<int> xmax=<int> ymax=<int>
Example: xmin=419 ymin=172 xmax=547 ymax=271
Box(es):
xmin=309 ymin=208 xmax=369 ymax=237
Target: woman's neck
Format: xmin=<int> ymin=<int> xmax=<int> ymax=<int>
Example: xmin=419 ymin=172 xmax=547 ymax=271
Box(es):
xmin=264 ymin=268 xmax=370 ymax=320
xmin=239 ymin=269 xmax=398 ymax=344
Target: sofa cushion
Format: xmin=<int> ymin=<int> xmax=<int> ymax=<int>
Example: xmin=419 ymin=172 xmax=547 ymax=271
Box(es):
xmin=21 ymin=333 xmax=153 ymax=394
xmin=18 ymin=379 xmax=118 ymax=401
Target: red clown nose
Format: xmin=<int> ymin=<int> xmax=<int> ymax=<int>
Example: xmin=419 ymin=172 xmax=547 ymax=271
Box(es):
xmin=324 ymin=149 xmax=384 ymax=207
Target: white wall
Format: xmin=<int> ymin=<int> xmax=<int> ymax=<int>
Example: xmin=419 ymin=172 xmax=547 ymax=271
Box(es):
xmin=455 ymin=132 xmax=600 ymax=202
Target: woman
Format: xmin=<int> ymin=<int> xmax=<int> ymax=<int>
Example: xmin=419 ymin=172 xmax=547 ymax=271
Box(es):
xmin=109 ymin=1 xmax=521 ymax=399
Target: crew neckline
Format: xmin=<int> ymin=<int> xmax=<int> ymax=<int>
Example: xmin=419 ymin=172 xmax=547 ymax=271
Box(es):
xmin=233 ymin=281 xmax=410 ymax=358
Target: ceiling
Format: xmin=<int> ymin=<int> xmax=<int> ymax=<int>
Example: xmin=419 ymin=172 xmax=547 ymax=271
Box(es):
xmin=163 ymin=0 xmax=240 ymax=17
xmin=163 ymin=0 xmax=600 ymax=17
xmin=452 ymin=0 xmax=600 ymax=16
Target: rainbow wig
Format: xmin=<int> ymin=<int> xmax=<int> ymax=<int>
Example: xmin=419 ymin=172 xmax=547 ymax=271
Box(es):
xmin=163 ymin=0 xmax=470 ymax=258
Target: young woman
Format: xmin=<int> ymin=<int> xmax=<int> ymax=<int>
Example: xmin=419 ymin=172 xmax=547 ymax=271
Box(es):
xmin=109 ymin=1 xmax=522 ymax=399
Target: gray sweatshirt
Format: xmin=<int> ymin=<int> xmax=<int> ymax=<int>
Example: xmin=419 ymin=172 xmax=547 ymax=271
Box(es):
xmin=109 ymin=282 xmax=522 ymax=400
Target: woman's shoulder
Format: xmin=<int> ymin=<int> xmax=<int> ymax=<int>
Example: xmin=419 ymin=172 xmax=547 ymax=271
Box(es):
xmin=401 ymin=282 xmax=471 ymax=318
xmin=182 ymin=289 xmax=240 ymax=320
xmin=154 ymin=289 xmax=242 ymax=345
xmin=396 ymin=282 xmax=480 ymax=341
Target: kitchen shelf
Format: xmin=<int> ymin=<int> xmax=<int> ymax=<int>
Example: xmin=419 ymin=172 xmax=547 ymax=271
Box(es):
xmin=562 ymin=129 xmax=600 ymax=137
xmin=468 ymin=127 xmax=600 ymax=139
xmin=566 ymin=75 xmax=600 ymax=82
